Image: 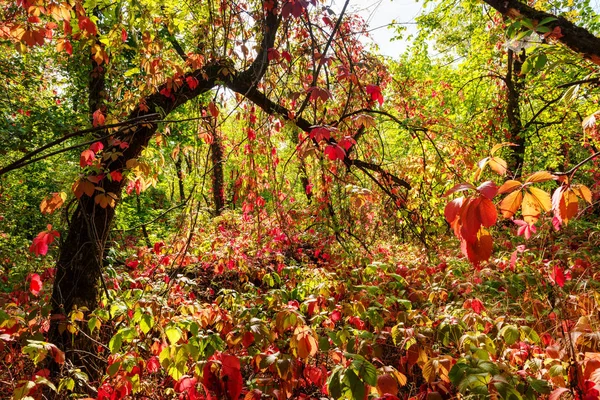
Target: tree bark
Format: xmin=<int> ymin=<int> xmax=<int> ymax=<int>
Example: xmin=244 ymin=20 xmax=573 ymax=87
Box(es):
xmin=210 ymin=130 xmax=226 ymax=215
xmin=506 ymin=48 xmax=526 ymax=176
xmin=482 ymin=0 xmax=600 ymax=66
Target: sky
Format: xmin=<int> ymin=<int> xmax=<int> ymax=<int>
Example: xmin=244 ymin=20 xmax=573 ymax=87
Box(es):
xmin=329 ymin=0 xmax=425 ymax=58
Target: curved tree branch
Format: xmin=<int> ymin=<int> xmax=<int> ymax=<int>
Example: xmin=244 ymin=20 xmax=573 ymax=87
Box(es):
xmin=481 ymin=0 xmax=600 ymax=65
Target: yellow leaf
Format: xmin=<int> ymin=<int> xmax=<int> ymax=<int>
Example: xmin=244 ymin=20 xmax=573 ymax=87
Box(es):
xmin=528 ymin=187 xmax=552 ymax=212
xmin=499 ymin=190 xmax=523 ymax=218
xmin=526 ymin=171 xmax=554 ymax=183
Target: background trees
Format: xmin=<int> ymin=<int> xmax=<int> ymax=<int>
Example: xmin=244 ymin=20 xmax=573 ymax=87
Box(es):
xmin=2 ymin=0 xmax=600 ymax=398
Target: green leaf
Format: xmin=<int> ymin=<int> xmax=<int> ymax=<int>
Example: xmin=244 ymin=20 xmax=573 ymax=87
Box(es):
xmin=327 ymin=368 xmax=343 ymax=399
xmin=350 ymin=356 xmax=377 ymax=386
xmin=538 ymin=17 xmax=557 ymax=25
xmin=501 ymin=325 xmax=519 ymax=345
xmin=343 ymin=368 xmax=366 ymax=400
xmin=521 ymin=18 xmax=534 ymax=29
xmin=520 ymin=326 xmax=540 ymax=343
xmin=124 ymin=68 xmax=140 ymax=77
xmin=107 ymin=360 xmax=121 ymax=377
xmin=109 ymin=333 xmax=123 ymax=354
xmin=529 ymin=378 xmax=551 ymax=394
xmin=165 ymin=326 xmax=182 ymax=344
xmin=535 ymin=54 xmax=547 ymax=70
xmin=140 ymin=313 xmax=154 ymax=334
xmin=521 ymin=58 xmax=533 ymax=75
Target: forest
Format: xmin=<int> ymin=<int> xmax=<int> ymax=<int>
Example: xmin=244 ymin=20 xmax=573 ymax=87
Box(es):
xmin=2 ymin=0 xmax=600 ymax=398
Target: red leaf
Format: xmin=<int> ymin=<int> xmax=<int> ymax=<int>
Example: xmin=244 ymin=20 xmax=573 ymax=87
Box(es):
xmin=29 ymin=225 xmax=60 ymax=256
xmin=366 ymin=84 xmax=384 ymax=106
xmin=477 ymin=181 xmax=498 ymax=200
xmin=478 ymin=197 xmax=497 ymax=227
xmin=121 ymin=28 xmax=127 ymax=42
xmin=186 ymin=76 xmax=199 ymax=90
xmin=444 ymin=196 xmax=464 ymax=224
xmin=324 ymin=144 xmax=345 ymax=160
xmin=242 ymin=331 xmax=254 ymax=347
xmin=89 ymin=141 xmax=104 ymax=153
xmin=29 ymin=273 xmax=42 ymax=296
xmin=514 ymin=219 xmax=536 ymax=240
xmin=109 ymin=171 xmax=123 ymax=182
xmin=78 ymin=16 xmax=97 ymax=36
xmin=208 ymin=102 xmax=219 ymax=118
xmin=550 ymin=265 xmax=570 ymax=288
xmin=80 ymin=149 xmax=96 ymax=168
xmin=471 ymin=298 xmax=484 ymax=314
xmin=146 ymin=356 xmax=160 ymax=373
xmin=92 ymin=109 xmax=105 ymax=127
xmin=221 ymin=354 xmax=242 ymax=400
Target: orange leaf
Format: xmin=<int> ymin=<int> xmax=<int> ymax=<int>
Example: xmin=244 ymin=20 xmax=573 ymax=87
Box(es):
xmin=573 ymin=184 xmax=592 ymax=204
xmin=94 ymin=193 xmax=117 ymax=208
xmin=522 ymin=191 xmax=541 ymax=225
xmin=498 ymin=180 xmax=522 ymax=194
xmin=40 ymin=192 xmax=67 ymax=214
xmin=462 ymin=228 xmax=493 ymax=264
xmin=488 ymin=157 xmax=507 ymax=176
xmin=526 ymin=171 xmax=554 ymax=183
xmin=564 ymin=190 xmax=579 ymax=222
xmin=376 ymin=374 xmax=399 ymax=396
xmin=292 ymin=326 xmax=318 ymax=359
xmin=72 ymin=179 xmax=95 ymax=199
xmin=499 ymin=190 xmax=523 ymax=219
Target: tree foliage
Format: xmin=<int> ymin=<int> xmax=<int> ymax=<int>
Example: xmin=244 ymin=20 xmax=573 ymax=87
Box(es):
xmin=2 ymin=0 xmax=600 ymax=398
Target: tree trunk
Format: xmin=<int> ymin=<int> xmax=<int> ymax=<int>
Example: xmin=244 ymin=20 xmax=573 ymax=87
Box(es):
xmin=211 ymin=130 xmax=226 ymax=215
xmin=506 ymin=48 xmax=526 ymax=176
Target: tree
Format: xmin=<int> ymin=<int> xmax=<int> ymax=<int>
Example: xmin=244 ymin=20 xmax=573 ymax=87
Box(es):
xmin=1 ymin=0 xmax=413 ymax=377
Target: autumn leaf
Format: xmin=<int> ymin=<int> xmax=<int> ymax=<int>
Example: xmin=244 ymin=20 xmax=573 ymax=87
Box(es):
xmin=208 ymin=101 xmax=219 ymax=118
xmin=366 ymin=84 xmax=384 ymax=106
xmin=461 ymin=228 xmax=493 ymax=264
xmin=29 ymin=225 xmax=60 ymax=256
xmin=78 ymin=16 xmax=97 ymax=36
xmin=500 ymin=190 xmax=523 ymax=219
xmin=514 ymin=219 xmax=537 ymax=240
xmin=89 ymin=141 xmax=104 ymax=153
xmin=186 ymin=76 xmax=198 ymax=90
xmin=498 ymin=180 xmax=522 ymax=194
xmin=324 ymin=144 xmax=345 ymax=160
xmin=95 ymin=192 xmax=117 ymax=208
xmin=291 ymin=325 xmax=318 ymax=359
xmin=477 ymin=181 xmax=498 ymax=200
xmin=377 ymin=374 xmax=399 ymax=396
xmin=80 ymin=149 xmax=96 ymax=168
xmin=40 ymin=192 xmax=66 ymax=214
xmin=72 ymin=179 xmax=95 ymax=199
xmin=29 ymin=273 xmax=42 ymax=296
xmin=526 ymin=171 xmax=555 ymax=183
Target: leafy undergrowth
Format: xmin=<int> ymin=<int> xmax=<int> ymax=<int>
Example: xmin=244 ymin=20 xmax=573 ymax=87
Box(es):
xmin=2 ymin=213 xmax=600 ymax=400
